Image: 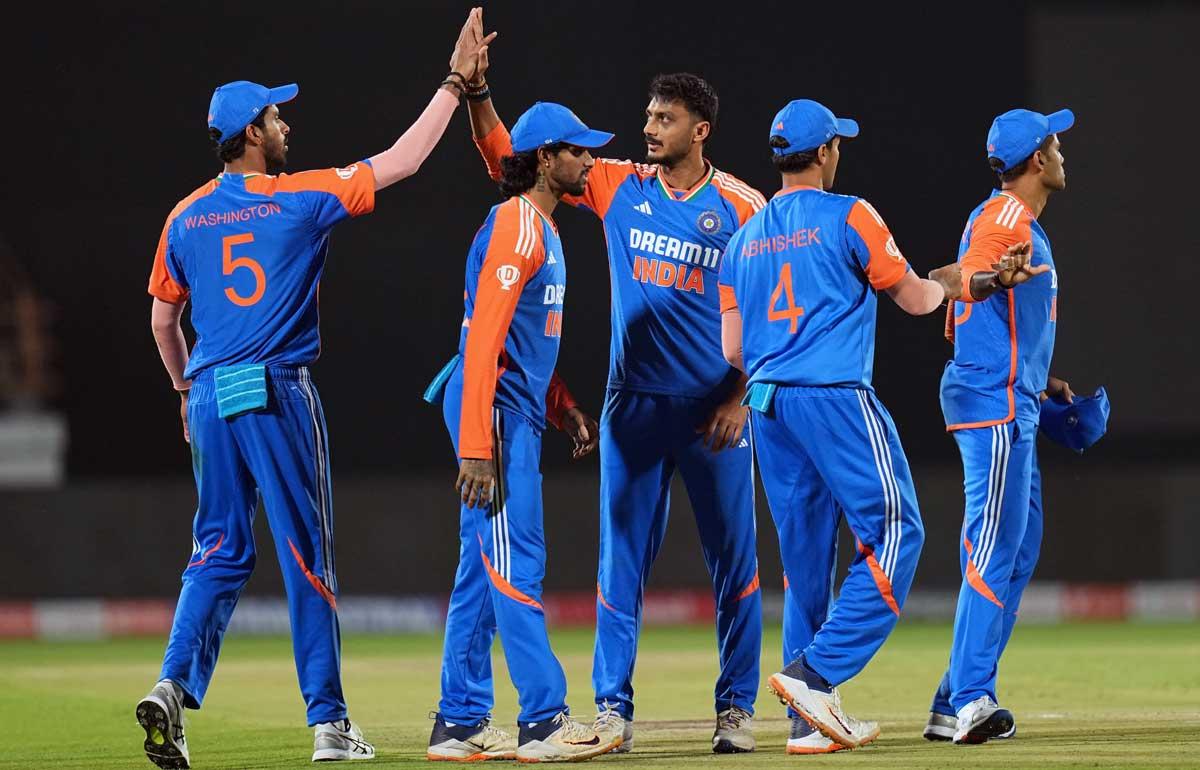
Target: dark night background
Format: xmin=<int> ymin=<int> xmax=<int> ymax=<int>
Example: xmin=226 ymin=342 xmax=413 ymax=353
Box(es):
xmin=0 ymin=1 xmax=1196 ymax=597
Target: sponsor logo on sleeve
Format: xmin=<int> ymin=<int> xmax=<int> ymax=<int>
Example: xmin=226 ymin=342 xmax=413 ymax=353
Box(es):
xmin=496 ymin=264 xmax=521 ymax=290
xmin=335 ymin=164 xmax=359 ymax=180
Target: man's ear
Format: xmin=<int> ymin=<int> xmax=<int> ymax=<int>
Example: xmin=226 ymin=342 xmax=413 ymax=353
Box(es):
xmin=815 ymin=142 xmax=829 ymax=167
xmin=693 ymin=119 xmax=711 ymax=145
xmin=244 ymin=124 xmax=263 ymax=148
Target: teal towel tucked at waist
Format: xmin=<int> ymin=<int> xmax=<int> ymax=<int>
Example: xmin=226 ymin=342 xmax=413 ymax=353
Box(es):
xmin=423 ymin=354 xmax=462 ymax=405
xmin=215 ymin=365 xmax=268 ymax=419
xmin=742 ymin=382 xmax=777 ymax=414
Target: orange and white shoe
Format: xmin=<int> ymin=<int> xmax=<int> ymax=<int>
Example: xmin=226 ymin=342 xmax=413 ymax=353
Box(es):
xmin=427 ymin=713 xmax=516 ymax=761
xmin=786 ymin=716 xmax=847 ymax=755
xmin=768 ymin=668 xmax=879 ymax=749
xmin=515 ymin=712 xmax=622 ymax=763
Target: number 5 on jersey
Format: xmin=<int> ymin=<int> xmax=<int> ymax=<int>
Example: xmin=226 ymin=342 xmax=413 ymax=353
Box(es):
xmin=768 ymin=262 xmax=804 ymax=333
xmin=222 ymin=233 xmax=266 ymax=306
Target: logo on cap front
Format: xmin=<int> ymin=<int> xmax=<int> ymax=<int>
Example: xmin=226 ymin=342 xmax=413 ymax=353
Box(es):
xmin=775 ymin=122 xmax=785 ymax=130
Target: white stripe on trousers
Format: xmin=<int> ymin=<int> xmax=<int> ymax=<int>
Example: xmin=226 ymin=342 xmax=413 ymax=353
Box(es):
xmin=975 ymin=424 xmax=1012 ymax=577
xmin=297 ymin=368 xmax=336 ymax=592
xmin=857 ymin=391 xmax=902 ymax=579
xmin=491 ymin=409 xmax=511 ymax=582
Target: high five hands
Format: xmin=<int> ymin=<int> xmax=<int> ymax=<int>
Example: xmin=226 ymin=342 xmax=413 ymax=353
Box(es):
xmin=449 ymin=8 xmax=497 ymax=84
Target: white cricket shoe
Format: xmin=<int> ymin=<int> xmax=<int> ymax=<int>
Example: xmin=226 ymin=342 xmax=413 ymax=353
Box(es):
xmin=136 ymin=680 xmax=190 ymax=769
xmin=313 ymin=718 xmax=375 ymax=761
xmin=712 ymin=706 xmax=755 ymax=753
xmin=953 ymin=696 xmax=1014 ymax=745
xmin=767 ymin=673 xmax=879 ymax=749
xmin=426 ymin=713 xmax=517 ymax=761
xmin=516 ymin=711 xmax=622 ymax=762
xmin=593 ymin=701 xmax=633 ymax=754
xmin=786 ymin=716 xmax=846 ymax=755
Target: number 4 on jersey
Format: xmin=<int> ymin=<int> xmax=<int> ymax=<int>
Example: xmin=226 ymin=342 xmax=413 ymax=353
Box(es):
xmin=768 ymin=262 xmax=804 ymax=333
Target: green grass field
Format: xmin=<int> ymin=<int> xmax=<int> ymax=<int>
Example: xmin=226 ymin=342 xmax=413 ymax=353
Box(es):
xmin=1 ymin=622 xmax=1197 ymax=769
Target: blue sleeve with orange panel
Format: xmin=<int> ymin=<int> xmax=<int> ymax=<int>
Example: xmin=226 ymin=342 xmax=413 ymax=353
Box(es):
xmin=147 ymin=180 xmax=224 ymax=304
xmin=244 ymin=162 xmax=376 ymax=232
xmin=845 ymin=199 xmax=910 ymax=290
xmin=957 ymin=194 xmax=1033 ymax=301
xmin=459 ymin=203 xmax=547 ymax=459
xmin=474 ymin=122 xmax=637 ymax=219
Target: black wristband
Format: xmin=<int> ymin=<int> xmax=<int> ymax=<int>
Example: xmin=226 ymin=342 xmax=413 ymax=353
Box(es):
xmin=445 ymin=71 xmax=468 ymax=87
xmin=440 ymin=78 xmax=465 ymax=97
xmin=465 ymin=86 xmax=491 ymax=102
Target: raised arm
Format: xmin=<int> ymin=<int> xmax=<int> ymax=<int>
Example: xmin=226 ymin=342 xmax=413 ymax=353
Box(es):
xmin=367 ymin=8 xmax=496 ymax=190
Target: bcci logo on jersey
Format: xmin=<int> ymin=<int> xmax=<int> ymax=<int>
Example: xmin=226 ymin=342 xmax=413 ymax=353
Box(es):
xmin=496 ymin=264 xmax=521 ymax=291
xmin=697 ymin=210 xmax=722 ymax=235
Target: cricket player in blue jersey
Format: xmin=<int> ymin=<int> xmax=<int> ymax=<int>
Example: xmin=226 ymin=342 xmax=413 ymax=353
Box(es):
xmin=923 ymin=108 xmax=1074 ymax=745
xmin=138 ymin=11 xmax=494 ymax=768
xmin=465 ymin=30 xmax=764 ymax=753
xmin=425 ymin=101 xmax=624 ymax=764
xmin=718 ymin=99 xmax=1035 ymax=753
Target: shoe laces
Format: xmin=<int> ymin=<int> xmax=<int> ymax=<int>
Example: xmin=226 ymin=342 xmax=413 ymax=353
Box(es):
xmin=717 ymin=706 xmax=752 ymax=730
xmin=552 ymin=712 xmax=595 ymax=742
xmin=477 ymin=720 xmax=510 ymax=743
xmin=594 ymin=701 xmax=624 ymax=730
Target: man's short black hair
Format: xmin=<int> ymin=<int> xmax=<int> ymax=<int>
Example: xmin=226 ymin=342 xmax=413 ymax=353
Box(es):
xmin=648 ymin=73 xmax=718 ymax=129
xmin=497 ymin=143 xmax=569 ymax=199
xmin=209 ymin=110 xmax=269 ymax=164
xmin=769 ymin=135 xmax=827 ymax=173
xmin=990 ymin=135 xmax=1053 ymax=184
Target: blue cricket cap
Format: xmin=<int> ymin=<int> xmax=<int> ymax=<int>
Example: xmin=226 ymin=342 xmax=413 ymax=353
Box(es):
xmin=769 ymin=99 xmax=859 ymax=156
xmin=987 ymin=108 xmax=1074 ymax=172
xmin=207 ymin=80 xmax=299 ymax=144
xmin=509 ymin=102 xmax=614 ymax=153
xmin=1039 ymin=386 xmax=1111 ymax=454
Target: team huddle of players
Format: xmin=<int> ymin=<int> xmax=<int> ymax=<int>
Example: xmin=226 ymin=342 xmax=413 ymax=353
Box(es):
xmin=139 ymin=7 xmax=1080 ymax=768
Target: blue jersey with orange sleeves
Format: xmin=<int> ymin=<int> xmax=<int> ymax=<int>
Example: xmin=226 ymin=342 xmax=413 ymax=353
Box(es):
xmin=476 ymin=124 xmax=765 ymax=398
xmin=717 ymin=186 xmax=911 ymax=388
xmin=147 ymin=164 xmax=376 ymax=379
xmin=940 ymin=190 xmax=1058 ymax=430
xmin=456 ymin=195 xmax=574 ymax=460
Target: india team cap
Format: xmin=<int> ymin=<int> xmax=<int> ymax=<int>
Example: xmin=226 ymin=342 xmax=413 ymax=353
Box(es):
xmin=986 ymin=108 xmax=1074 ymax=172
xmin=1038 ymin=386 xmax=1111 ymax=454
xmin=509 ymin=102 xmax=615 ymax=153
xmin=207 ymin=80 xmax=299 ymax=144
xmin=769 ymin=99 xmax=859 ymax=156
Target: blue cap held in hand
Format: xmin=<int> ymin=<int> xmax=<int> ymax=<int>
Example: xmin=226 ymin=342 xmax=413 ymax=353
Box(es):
xmin=208 ymin=81 xmax=299 ymax=144
xmin=987 ymin=108 xmax=1074 ymax=172
xmin=769 ymin=99 xmax=859 ymax=155
xmin=509 ymin=102 xmax=614 ymax=153
xmin=1039 ymin=386 xmax=1110 ymax=453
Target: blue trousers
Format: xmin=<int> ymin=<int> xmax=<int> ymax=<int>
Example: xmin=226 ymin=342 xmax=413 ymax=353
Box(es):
xmin=931 ymin=421 xmax=1042 ymax=714
xmin=593 ymin=388 xmax=761 ymax=719
xmin=438 ymin=371 xmax=569 ymax=727
xmin=753 ymin=386 xmax=924 ymax=687
xmin=161 ymin=367 xmax=345 ymax=726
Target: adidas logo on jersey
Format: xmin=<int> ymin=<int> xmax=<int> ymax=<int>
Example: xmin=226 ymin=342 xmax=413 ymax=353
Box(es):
xmin=547 ymin=249 xmax=558 ymax=264
xmin=634 ymin=201 xmax=653 ymax=216
xmin=737 ymin=438 xmax=749 ymax=448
